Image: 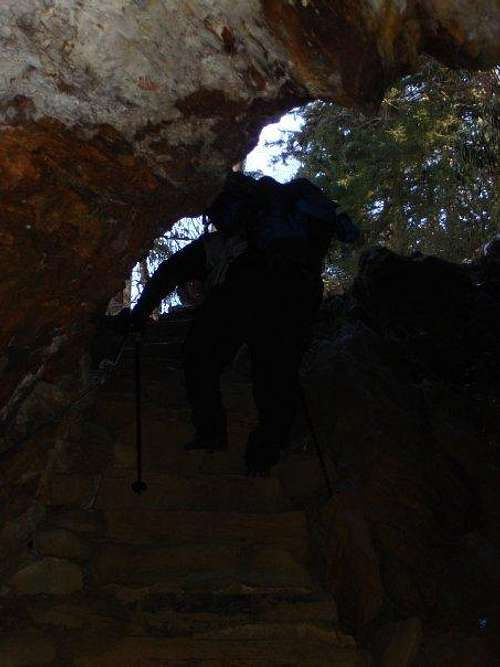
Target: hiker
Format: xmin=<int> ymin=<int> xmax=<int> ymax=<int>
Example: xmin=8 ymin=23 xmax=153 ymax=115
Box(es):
xmin=117 ymin=173 xmax=360 ymax=474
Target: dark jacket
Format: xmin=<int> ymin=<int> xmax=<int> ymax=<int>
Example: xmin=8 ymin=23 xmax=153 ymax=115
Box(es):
xmin=132 ymin=237 xmax=206 ymax=326
xmin=132 ymin=178 xmax=360 ymax=325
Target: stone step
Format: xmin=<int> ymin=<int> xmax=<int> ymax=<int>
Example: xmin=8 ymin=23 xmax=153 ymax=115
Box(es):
xmin=102 ymin=509 xmax=308 ymax=560
xmin=44 ymin=504 xmax=307 ymax=556
xmin=100 ymin=371 xmax=187 ymax=408
xmin=107 ymin=397 xmax=256 ymax=436
xmin=121 ymin=340 xmax=185 ymax=360
xmin=46 ymin=509 xmax=107 ymax=537
xmin=73 ymin=633 xmax=370 ymax=666
xmin=98 ymin=368 xmax=255 ymax=425
xmin=112 ymin=428 xmax=258 ymax=477
xmin=95 ymin=398 xmax=185 ymax=437
xmin=44 ymin=471 xmax=292 ymax=513
xmin=93 ymin=543 xmax=312 ymax=589
xmin=26 ymin=593 xmax=338 ymax=637
xmin=195 ymin=622 xmax=356 ymax=644
xmin=100 ymin=367 xmax=254 ymax=412
xmin=96 ymin=473 xmax=291 ymax=513
xmin=104 ymin=580 xmax=330 ymax=612
xmin=10 ymin=586 xmax=339 ymax=643
xmin=137 ymin=600 xmax=340 ymax=636
xmin=26 ymin=599 xmax=141 ymax=635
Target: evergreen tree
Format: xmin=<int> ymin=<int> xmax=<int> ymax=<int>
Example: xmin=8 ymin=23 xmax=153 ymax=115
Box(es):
xmin=276 ymin=59 xmax=499 ymax=288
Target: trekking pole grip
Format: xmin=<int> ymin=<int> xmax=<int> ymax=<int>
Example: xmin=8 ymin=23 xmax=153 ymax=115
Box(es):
xmin=132 ymin=332 xmax=147 ymax=494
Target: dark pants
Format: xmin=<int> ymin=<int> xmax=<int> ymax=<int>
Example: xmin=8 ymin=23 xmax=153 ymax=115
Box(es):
xmin=183 ymin=261 xmax=322 ymax=456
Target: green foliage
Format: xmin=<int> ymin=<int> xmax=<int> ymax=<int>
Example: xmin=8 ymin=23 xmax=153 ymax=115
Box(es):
xmin=149 ymin=217 xmax=203 ymax=267
xmin=133 ymin=217 xmax=203 ymax=312
xmin=277 ymin=59 xmax=499 ymax=289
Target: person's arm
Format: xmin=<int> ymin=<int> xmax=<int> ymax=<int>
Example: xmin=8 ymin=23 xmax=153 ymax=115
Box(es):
xmin=296 ymin=196 xmax=360 ymax=244
xmin=334 ymin=211 xmax=361 ymax=244
xmin=131 ymin=238 xmax=206 ymax=327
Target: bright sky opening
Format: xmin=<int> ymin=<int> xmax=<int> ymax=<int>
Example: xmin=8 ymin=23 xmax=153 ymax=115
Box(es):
xmin=244 ymin=110 xmax=303 ymax=181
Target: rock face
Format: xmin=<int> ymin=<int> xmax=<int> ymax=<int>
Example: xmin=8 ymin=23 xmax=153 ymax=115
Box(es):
xmin=1 ymin=0 xmax=499 ymax=438
xmin=305 ymin=246 xmax=500 ymax=662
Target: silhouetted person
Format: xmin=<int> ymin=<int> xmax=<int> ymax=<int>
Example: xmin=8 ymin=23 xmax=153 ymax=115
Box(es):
xmin=119 ymin=174 xmax=360 ymax=474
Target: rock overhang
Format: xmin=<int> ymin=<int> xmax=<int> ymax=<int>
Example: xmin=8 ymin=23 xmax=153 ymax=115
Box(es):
xmin=2 ymin=1 xmax=498 ymax=173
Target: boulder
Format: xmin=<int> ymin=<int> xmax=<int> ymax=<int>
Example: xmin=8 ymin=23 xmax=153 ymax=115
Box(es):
xmin=10 ymin=557 xmax=83 ymax=595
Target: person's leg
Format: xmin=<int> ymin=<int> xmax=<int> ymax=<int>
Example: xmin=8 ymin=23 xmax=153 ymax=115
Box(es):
xmin=246 ymin=330 xmax=303 ymax=471
xmin=183 ymin=287 xmax=243 ymax=449
xmin=245 ymin=273 xmax=321 ymax=473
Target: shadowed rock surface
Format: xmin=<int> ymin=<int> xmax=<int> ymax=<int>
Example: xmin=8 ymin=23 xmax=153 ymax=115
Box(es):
xmin=1 ymin=246 xmax=499 ymax=664
xmin=306 ymin=246 xmax=500 ymax=663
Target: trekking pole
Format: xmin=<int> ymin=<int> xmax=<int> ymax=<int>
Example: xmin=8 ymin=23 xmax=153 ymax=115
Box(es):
xmin=97 ymin=333 xmax=129 ymax=380
xmin=298 ymin=382 xmax=334 ymax=498
xmin=131 ymin=332 xmax=148 ymax=494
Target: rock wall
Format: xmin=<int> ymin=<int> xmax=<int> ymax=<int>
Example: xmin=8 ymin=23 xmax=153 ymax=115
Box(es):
xmin=1 ymin=0 xmax=499 ymax=437
xmin=304 ymin=244 xmax=500 ymax=663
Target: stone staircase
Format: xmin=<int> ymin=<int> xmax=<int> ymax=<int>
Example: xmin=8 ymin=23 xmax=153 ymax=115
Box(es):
xmin=1 ymin=313 xmax=370 ymax=666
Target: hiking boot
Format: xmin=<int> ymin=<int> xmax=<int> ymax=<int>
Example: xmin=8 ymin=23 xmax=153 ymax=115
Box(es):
xmin=183 ymin=436 xmax=227 ymax=453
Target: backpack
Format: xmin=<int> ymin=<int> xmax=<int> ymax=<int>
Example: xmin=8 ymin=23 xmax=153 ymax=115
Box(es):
xmin=204 ymin=172 xmax=259 ymax=237
xmin=286 ymin=178 xmax=360 ymax=244
xmin=204 ymin=173 xmax=359 ymax=267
